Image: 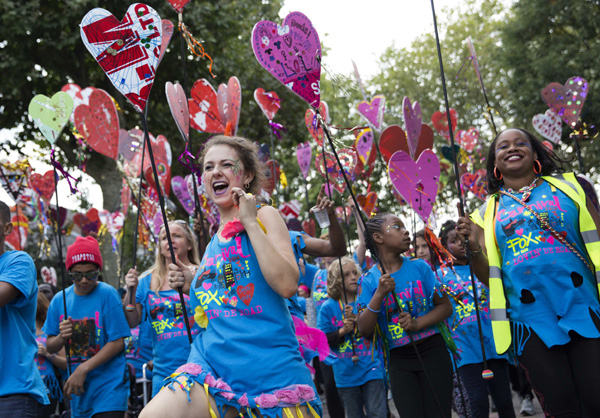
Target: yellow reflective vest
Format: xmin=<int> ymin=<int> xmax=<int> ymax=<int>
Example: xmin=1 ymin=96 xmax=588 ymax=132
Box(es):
xmin=471 ymin=173 xmax=600 ymax=354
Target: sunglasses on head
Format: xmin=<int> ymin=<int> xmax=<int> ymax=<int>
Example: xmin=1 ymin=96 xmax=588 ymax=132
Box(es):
xmin=69 ymin=270 xmax=100 ymax=282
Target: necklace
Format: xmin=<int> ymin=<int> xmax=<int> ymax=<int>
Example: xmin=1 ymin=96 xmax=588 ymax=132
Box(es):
xmin=502 ymin=177 xmax=538 ymax=202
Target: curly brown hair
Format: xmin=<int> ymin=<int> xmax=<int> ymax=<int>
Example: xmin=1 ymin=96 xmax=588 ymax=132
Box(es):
xmin=200 ymin=135 xmax=266 ymax=195
xmin=327 ymin=257 xmax=360 ymax=301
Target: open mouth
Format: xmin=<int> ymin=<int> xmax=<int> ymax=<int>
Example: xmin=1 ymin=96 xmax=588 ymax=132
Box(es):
xmin=212 ymin=181 xmax=229 ymax=195
xmin=505 ymin=154 xmax=523 ymax=162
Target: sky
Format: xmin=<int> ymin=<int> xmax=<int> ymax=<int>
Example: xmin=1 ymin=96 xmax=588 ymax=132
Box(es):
xmin=0 ymin=0 xmax=464 ymax=211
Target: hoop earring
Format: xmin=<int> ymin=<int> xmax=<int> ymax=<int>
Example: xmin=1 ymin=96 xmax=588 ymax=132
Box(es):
xmin=244 ymin=182 xmax=250 ymax=190
xmin=494 ymin=166 xmax=503 ymax=180
xmin=533 ymin=160 xmax=542 ymax=175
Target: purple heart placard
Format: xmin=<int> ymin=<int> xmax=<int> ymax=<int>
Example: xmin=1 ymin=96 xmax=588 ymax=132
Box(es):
xmin=166 ymin=82 xmax=189 ymax=141
xmin=296 ymin=141 xmax=312 ymax=179
xmin=172 ymin=176 xmax=194 ymax=215
xmin=252 ymin=12 xmax=321 ymax=108
xmin=354 ymin=128 xmax=374 ymax=165
xmin=388 ymin=150 xmax=440 ymax=222
xmin=402 ymin=97 xmax=422 ymax=158
xmin=541 ymin=76 xmax=588 ymax=128
xmin=357 ymin=95 xmax=385 ymax=131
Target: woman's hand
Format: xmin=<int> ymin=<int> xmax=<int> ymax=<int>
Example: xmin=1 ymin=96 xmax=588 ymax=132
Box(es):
xmin=124 ymin=268 xmax=139 ymax=290
xmin=456 ymin=215 xmax=480 ymax=251
xmin=231 ymin=187 xmax=258 ymax=227
xmin=398 ymin=311 xmax=420 ymax=332
xmin=375 ymin=273 xmax=396 ymax=299
xmin=167 ymin=257 xmax=194 ymax=292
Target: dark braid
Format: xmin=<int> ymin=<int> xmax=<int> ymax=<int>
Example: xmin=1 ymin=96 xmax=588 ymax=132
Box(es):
xmin=438 ymin=220 xmax=456 ymax=249
xmin=365 ymin=213 xmax=392 ymax=263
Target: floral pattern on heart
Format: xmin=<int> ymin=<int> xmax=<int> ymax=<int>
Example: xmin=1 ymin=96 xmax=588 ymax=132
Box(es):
xmin=541 ymin=76 xmax=588 ymax=128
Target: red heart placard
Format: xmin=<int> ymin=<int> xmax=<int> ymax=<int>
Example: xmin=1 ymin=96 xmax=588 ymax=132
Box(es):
xmin=431 ymin=109 xmax=458 ymax=140
xmin=305 ymin=101 xmax=329 ymax=147
xmin=254 ymin=88 xmax=280 ymax=121
xmin=217 ymin=76 xmax=242 ymax=136
xmin=189 ymin=79 xmax=225 ymax=134
xmin=74 ymin=89 xmax=119 ymax=159
xmin=302 ymin=218 xmax=316 ymax=237
xmin=29 ymin=171 xmax=55 ymax=201
xmin=357 ymin=192 xmax=378 ymax=217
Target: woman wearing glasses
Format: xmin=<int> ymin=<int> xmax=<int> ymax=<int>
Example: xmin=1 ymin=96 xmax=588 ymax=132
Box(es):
xmin=123 ymin=220 xmax=201 ymax=397
xmin=44 ymin=236 xmax=131 ymax=418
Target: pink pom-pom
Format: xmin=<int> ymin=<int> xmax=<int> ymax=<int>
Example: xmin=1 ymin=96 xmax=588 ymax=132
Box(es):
xmin=254 ymin=393 xmax=279 ymax=408
xmin=295 ymin=385 xmax=316 ymax=401
xmin=175 ymin=363 xmax=203 ymax=376
xmin=482 ymin=369 xmax=494 ymax=380
xmin=238 ymin=393 xmax=250 ymax=407
xmin=275 ymin=389 xmax=300 ymax=405
xmin=204 ymin=373 xmax=217 ymax=387
xmin=221 ymin=218 xmax=245 ymax=240
xmin=215 ymin=379 xmax=235 ymax=400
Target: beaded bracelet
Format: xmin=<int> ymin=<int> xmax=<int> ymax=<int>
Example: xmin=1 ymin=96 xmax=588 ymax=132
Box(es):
xmin=367 ymin=304 xmax=381 ymax=314
xmin=470 ymin=244 xmax=483 ymax=256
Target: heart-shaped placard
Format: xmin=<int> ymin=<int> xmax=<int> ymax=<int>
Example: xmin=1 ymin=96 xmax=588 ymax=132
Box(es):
xmin=29 ymin=171 xmax=55 ymax=201
xmin=334 ymin=206 xmax=352 ymax=224
xmin=315 ymin=151 xmax=344 ymax=194
xmin=166 ymin=81 xmax=190 ymax=141
xmin=461 ymin=169 xmax=487 ymax=201
xmin=6 ymin=212 xmax=28 ymax=251
xmin=139 ymin=133 xmax=172 ymax=171
xmin=80 ymin=4 xmax=163 ymax=113
xmin=355 ymin=128 xmax=374 ymax=165
xmin=541 ymin=76 xmax=588 ymax=128
xmin=74 ymin=89 xmax=119 ymax=159
xmin=302 ymin=218 xmax=316 ymax=237
xmin=217 ymin=76 xmax=241 ymax=136
xmin=121 ymin=181 xmax=131 ymax=212
xmin=357 ymin=95 xmax=386 ymax=131
xmin=158 ymin=19 xmax=174 ymax=67
xmin=40 ymin=266 xmax=57 ymax=288
xmin=254 ymin=88 xmax=280 ymax=121
xmin=166 ymin=0 xmax=190 ymax=13
xmin=172 ymin=175 xmax=194 ymax=215
xmin=0 ymin=160 xmax=32 ymax=203
xmin=431 ymin=108 xmax=458 ymax=140
xmin=73 ymin=208 xmax=101 ymax=237
xmin=119 ymin=129 xmax=144 ymax=177
xmin=379 ymin=125 xmax=407 ymax=163
xmin=456 ymin=127 xmax=479 ymax=153
xmin=403 ymin=97 xmax=422 ymax=157
xmin=357 ymin=191 xmax=378 ymax=217
xmin=388 ymin=150 xmax=440 ymax=222
xmin=532 ymin=108 xmax=562 ymax=144
xmin=264 ymin=160 xmax=281 ymax=195
xmin=144 ymin=161 xmax=171 ymax=196
xmin=337 ymin=148 xmax=357 ymax=178
xmin=48 ymin=206 xmax=68 ymax=229
xmin=28 ymin=92 xmax=74 ymax=144
xmin=296 ymin=142 xmax=312 ymax=179
xmin=189 ymin=79 xmax=225 ymax=133
xmin=61 ymin=84 xmax=94 ymax=123
xmin=252 ymin=12 xmax=321 ymax=107
xmin=305 ymin=101 xmax=329 ymax=147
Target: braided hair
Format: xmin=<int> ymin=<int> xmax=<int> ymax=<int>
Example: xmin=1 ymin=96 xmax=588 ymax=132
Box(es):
xmin=438 ymin=220 xmax=456 ymax=249
xmin=364 ymin=212 xmax=392 ymax=264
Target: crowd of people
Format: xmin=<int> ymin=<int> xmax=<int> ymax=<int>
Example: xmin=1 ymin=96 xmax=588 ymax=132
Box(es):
xmin=2 ymin=128 xmax=600 ymax=418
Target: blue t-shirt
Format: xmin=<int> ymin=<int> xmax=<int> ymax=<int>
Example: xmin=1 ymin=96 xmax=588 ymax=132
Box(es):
xmin=311 ymin=268 xmax=329 ymax=316
xmin=438 ymin=265 xmax=506 ymax=367
xmin=124 ymin=319 xmax=154 ymax=380
xmin=136 ymin=274 xmax=200 ymax=395
xmin=356 ymin=258 xmax=440 ymax=348
xmin=287 ymin=231 xmax=318 ymax=319
xmin=44 ymin=282 xmax=130 ymax=417
xmin=36 ymin=332 xmax=63 ymax=402
xmin=317 ymin=298 xmax=382 ymax=388
xmin=0 ymin=251 xmax=48 ymax=404
xmin=495 ymin=181 xmax=600 ymax=349
xmin=186 ymin=232 xmax=319 ymax=411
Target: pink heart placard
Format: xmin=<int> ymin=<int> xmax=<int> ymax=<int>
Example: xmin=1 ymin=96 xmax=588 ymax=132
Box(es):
xmin=29 ymin=171 xmax=56 ymax=201
xmin=189 ymin=79 xmax=225 ymax=133
xmin=166 ymin=81 xmax=189 ymax=141
xmin=254 ymin=88 xmax=280 ymax=121
xmin=172 ymin=175 xmax=194 ymax=215
xmin=305 ymin=101 xmax=329 ymax=147
xmin=158 ymin=19 xmax=174 ymax=67
xmin=296 ymin=142 xmax=312 ymax=179
xmin=315 ymin=152 xmax=345 ymax=194
xmin=354 ymin=128 xmax=374 ymax=165
xmin=388 ymin=150 xmax=440 ymax=222
xmin=217 ymin=76 xmax=242 ymax=136
xmin=541 ymin=76 xmax=588 ymax=128
xmin=357 ymin=95 xmax=386 ymax=131
xmin=431 ymin=109 xmax=458 ymax=140
xmin=532 ymin=108 xmax=562 ymax=144
xmin=252 ymin=12 xmax=321 ymax=108
xmin=461 ymin=169 xmax=487 ymax=201
xmin=74 ymin=89 xmax=119 ymax=159
xmin=403 ymin=97 xmax=422 ymax=157
xmin=456 ymin=127 xmax=479 ymax=153
xmin=80 ymin=4 xmax=163 ymax=113
xmin=166 ymin=0 xmax=191 ymax=14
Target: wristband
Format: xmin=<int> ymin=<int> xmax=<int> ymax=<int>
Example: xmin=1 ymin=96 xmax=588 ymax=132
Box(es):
xmin=470 ymin=244 xmax=483 ymax=256
xmin=49 ymin=353 xmax=56 ymax=361
xmin=366 ymin=304 xmax=381 ymax=314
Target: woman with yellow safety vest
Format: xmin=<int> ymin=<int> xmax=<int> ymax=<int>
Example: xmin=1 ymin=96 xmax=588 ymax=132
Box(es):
xmin=457 ymin=128 xmax=600 ymax=417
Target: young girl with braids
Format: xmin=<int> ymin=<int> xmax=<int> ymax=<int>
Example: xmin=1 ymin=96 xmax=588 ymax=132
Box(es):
xmin=356 ymin=213 xmax=453 ymax=418
xmin=317 ymin=257 xmax=387 ymax=418
xmin=437 ymin=220 xmax=515 ymax=418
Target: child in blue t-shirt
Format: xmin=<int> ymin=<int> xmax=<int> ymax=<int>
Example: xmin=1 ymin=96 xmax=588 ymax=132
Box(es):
xmin=356 ymin=213 xmax=453 ymax=418
xmin=437 ymin=221 xmax=515 ymax=418
xmin=44 ymin=236 xmax=131 ymax=418
xmin=318 ymin=256 xmax=387 ymax=418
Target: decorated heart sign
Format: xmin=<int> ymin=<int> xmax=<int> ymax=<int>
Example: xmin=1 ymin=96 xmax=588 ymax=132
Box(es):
xmin=337 ymin=148 xmax=357 ymax=178
xmin=335 ymin=206 xmax=352 ymax=224
xmin=166 ymin=0 xmax=190 ymax=13
xmin=189 ymin=79 xmax=225 ymax=133
xmin=172 ymin=175 xmax=194 ymax=215
xmin=254 ymin=88 xmax=280 ymax=121
xmin=302 ymin=218 xmax=316 ymax=237
xmin=158 ymin=19 xmax=174 ymax=67
xmin=357 ymin=192 xmax=378 ymax=217
xmin=166 ymin=82 xmax=190 ymax=141
xmin=305 ymin=101 xmax=329 ymax=147
xmin=74 ymin=208 xmax=101 ymax=236
xmin=80 ymin=4 xmax=163 ymax=113
xmin=315 ymin=152 xmax=344 ymax=194
xmin=0 ymin=160 xmax=32 ymax=203
xmin=252 ymin=12 xmax=321 ymax=107
xmin=354 ymin=128 xmax=374 ymax=165
xmin=119 ymin=129 xmax=144 ymax=177
xmin=61 ymin=84 xmax=95 ymax=123
xmin=139 ymin=133 xmax=172 ymax=172
xmin=431 ymin=108 xmax=458 ymax=140
xmin=379 ymin=125 xmax=406 ymax=163
xmin=532 ymin=108 xmax=562 ymax=144
xmin=388 ymin=150 xmax=440 ymax=222
xmin=29 ymin=171 xmax=55 ymax=201
xmin=264 ymin=160 xmax=281 ymax=195
xmin=74 ymin=89 xmax=119 ymax=159
xmin=28 ymin=92 xmax=74 ymax=144
xmin=403 ymin=97 xmax=422 ymax=158
xmin=456 ymin=127 xmax=479 ymax=153
xmin=40 ymin=266 xmax=58 ymax=288
xmin=296 ymin=142 xmax=312 ymax=179
xmin=461 ymin=169 xmax=487 ymax=201
xmin=217 ymin=76 xmax=242 ymax=136
xmin=541 ymin=76 xmax=588 ymax=128
xmin=144 ymin=162 xmax=171 ymax=196
xmin=357 ymin=95 xmax=386 ymax=132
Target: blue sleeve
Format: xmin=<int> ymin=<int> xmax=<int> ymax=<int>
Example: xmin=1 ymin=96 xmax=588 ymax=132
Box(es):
xmin=103 ymin=286 xmax=131 ymax=342
xmin=355 ymin=271 xmax=376 ymax=314
xmin=317 ymin=301 xmax=336 ymax=334
xmin=0 ymin=252 xmax=36 ymax=309
xmin=300 ymin=263 xmax=319 ymax=289
xmin=43 ymin=293 xmax=62 ymax=337
xmin=136 ymin=275 xmax=151 ymax=311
